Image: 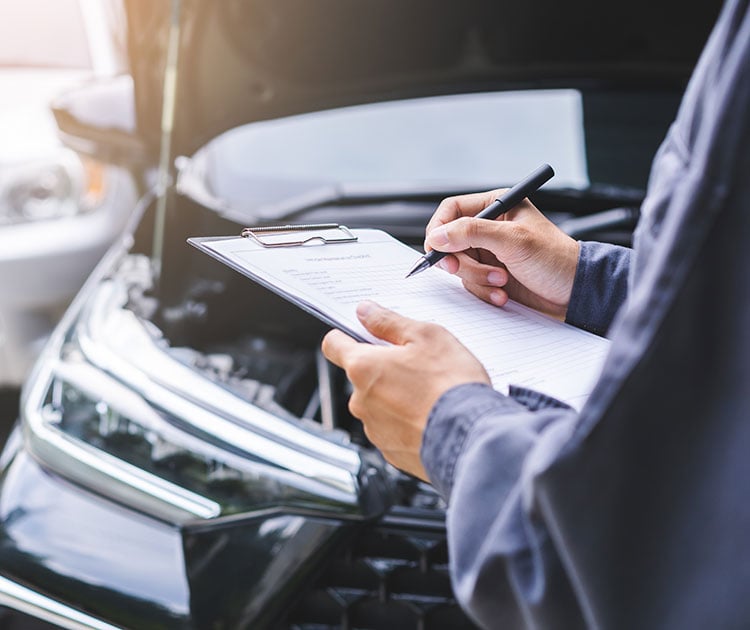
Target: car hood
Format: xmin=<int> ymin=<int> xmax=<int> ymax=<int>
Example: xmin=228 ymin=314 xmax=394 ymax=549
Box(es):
xmin=124 ymin=0 xmax=722 ymax=157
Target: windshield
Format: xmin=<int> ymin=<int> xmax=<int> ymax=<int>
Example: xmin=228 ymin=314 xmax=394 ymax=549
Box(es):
xmin=0 ymin=0 xmax=91 ymax=69
xmin=181 ymin=88 xmax=681 ymax=218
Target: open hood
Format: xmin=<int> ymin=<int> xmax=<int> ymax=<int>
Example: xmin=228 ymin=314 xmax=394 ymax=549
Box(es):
xmin=124 ymin=0 xmax=722 ymax=157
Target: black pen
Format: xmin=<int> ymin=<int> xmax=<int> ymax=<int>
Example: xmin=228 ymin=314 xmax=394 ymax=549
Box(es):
xmin=405 ymin=163 xmax=555 ymax=278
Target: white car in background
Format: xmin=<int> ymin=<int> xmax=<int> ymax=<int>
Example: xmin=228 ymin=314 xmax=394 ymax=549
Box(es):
xmin=0 ymin=0 xmax=138 ymax=387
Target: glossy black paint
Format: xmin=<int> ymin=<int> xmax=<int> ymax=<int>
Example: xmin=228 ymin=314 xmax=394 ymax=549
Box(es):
xmin=0 ymin=442 xmax=190 ymax=627
xmin=0 ymin=390 xmax=19 ymax=447
xmin=183 ymin=515 xmax=346 ymax=628
xmin=0 ymin=434 xmax=349 ymax=628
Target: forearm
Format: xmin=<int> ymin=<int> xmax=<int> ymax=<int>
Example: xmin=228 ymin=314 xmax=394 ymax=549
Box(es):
xmin=421 ymin=383 xmax=584 ymax=628
xmin=565 ymin=241 xmax=632 ymax=336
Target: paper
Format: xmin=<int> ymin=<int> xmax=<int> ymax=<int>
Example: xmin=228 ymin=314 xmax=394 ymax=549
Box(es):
xmin=189 ymin=229 xmax=609 ymax=410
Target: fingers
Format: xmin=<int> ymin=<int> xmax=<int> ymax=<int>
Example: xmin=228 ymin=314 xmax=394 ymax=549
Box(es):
xmin=425 ymin=216 xmax=530 ymax=262
xmin=462 ymin=280 xmax=510 ymax=307
xmin=321 ymin=301 xmax=421 ymax=370
xmin=439 ymin=251 xmax=511 ymax=306
xmin=321 ymin=328 xmax=361 ymax=370
xmin=435 ymin=254 xmax=459 ymax=274
xmin=355 ymin=300 xmax=419 ymax=345
xmin=424 ymin=189 xmax=506 ymax=250
xmin=444 ymin=251 xmax=508 ymax=285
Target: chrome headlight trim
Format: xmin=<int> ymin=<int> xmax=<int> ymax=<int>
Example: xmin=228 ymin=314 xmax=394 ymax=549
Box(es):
xmin=20 ymin=246 xmax=388 ymax=525
xmin=78 ymin=279 xmax=362 ymax=480
xmin=75 ymin=279 xmax=362 ymax=497
xmin=23 ymin=362 xmax=221 ymax=523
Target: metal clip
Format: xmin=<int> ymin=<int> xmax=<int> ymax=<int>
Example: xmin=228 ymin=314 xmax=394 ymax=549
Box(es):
xmin=240 ymin=223 xmax=358 ymax=248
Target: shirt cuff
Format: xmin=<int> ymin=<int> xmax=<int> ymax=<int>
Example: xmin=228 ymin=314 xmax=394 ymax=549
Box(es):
xmin=421 ymin=383 xmax=526 ymax=500
xmin=507 ymin=385 xmax=574 ymax=412
xmin=565 ymin=240 xmax=631 ymax=336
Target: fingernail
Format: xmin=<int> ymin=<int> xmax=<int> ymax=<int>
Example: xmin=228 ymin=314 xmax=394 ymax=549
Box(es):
xmin=429 ymin=226 xmax=449 ymax=247
xmin=487 ymin=271 xmax=504 ymax=286
xmin=489 ymin=290 xmax=504 ymax=306
xmin=437 ymin=258 xmax=450 ymax=271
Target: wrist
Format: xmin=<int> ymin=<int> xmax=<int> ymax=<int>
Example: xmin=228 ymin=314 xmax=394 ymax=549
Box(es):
xmin=558 ymin=237 xmax=580 ymax=317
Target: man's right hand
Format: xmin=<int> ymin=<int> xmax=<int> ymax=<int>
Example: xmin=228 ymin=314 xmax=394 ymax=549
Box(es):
xmin=424 ymin=190 xmax=580 ymax=320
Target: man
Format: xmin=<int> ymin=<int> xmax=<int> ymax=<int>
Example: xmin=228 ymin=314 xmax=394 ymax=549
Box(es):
xmin=322 ymin=0 xmax=750 ymax=627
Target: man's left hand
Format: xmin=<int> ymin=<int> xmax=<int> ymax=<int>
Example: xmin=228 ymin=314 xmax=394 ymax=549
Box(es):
xmin=321 ymin=300 xmax=490 ymax=481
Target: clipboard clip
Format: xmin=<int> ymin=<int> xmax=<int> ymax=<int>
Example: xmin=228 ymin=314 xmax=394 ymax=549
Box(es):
xmin=240 ymin=223 xmax=358 ymax=248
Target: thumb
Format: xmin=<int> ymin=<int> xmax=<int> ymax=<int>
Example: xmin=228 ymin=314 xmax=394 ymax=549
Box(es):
xmin=356 ymin=300 xmax=416 ymax=345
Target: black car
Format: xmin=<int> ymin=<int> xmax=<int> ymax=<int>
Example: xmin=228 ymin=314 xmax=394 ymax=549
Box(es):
xmin=0 ymin=1 xmax=721 ymax=628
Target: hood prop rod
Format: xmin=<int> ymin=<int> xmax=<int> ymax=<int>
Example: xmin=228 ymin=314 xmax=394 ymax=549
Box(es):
xmin=152 ymin=0 xmax=182 ymax=282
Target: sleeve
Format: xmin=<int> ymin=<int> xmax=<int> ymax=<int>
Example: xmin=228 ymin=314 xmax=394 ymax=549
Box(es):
xmin=565 ymin=241 xmax=631 ymax=336
xmin=421 ymin=383 xmax=586 ymax=629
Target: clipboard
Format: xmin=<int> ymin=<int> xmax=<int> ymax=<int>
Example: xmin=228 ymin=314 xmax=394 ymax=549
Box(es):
xmin=188 ymin=224 xmax=375 ymax=343
xmin=188 ymin=224 xmax=612 ymax=410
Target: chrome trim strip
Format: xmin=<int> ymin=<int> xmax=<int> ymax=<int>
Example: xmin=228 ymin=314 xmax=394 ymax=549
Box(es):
xmin=51 ymin=359 xmax=358 ymax=505
xmin=0 ymin=574 xmax=121 ymax=630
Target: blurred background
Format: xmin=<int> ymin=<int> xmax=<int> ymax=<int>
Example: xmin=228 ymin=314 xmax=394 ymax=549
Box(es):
xmin=0 ymin=0 xmax=132 ymax=432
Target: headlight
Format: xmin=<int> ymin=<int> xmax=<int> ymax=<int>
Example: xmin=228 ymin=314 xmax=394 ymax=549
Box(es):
xmin=20 ymin=254 xmax=389 ymax=525
xmin=0 ymin=149 xmax=106 ymax=226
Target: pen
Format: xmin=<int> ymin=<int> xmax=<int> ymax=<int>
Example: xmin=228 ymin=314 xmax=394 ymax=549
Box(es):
xmin=405 ymin=163 xmax=555 ymax=278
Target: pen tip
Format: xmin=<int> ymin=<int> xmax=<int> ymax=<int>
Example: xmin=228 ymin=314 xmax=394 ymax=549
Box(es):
xmin=406 ymin=258 xmax=429 ymax=278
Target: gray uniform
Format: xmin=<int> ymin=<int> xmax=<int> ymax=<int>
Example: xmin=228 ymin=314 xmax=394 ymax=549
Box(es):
xmin=420 ymin=0 xmax=750 ymax=627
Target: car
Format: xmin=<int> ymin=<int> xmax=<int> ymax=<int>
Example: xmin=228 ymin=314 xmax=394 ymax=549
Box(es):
xmin=0 ymin=1 xmax=723 ymax=628
xmin=0 ymin=0 xmax=137 ymax=390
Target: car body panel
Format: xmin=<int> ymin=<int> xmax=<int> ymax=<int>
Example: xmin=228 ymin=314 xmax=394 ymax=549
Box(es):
xmin=0 ymin=444 xmax=191 ymax=627
xmin=0 ymin=0 xmax=135 ymax=387
xmin=124 ymin=0 xmax=722 ymax=156
xmin=0 ymin=432 xmax=353 ymax=628
xmin=0 ymin=164 xmax=137 ymax=386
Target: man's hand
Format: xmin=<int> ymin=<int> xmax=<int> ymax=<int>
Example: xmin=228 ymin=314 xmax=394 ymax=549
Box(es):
xmin=425 ymin=191 xmax=579 ymax=320
xmin=321 ymin=300 xmax=489 ymax=481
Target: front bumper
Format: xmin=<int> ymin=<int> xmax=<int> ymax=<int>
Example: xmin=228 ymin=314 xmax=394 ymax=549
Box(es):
xmin=0 ymin=429 xmax=346 ymax=628
xmin=0 ymin=428 xmax=474 ymax=629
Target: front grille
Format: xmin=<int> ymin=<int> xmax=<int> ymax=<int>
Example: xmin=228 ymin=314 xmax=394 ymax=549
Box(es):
xmin=282 ymin=514 xmax=477 ymax=630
